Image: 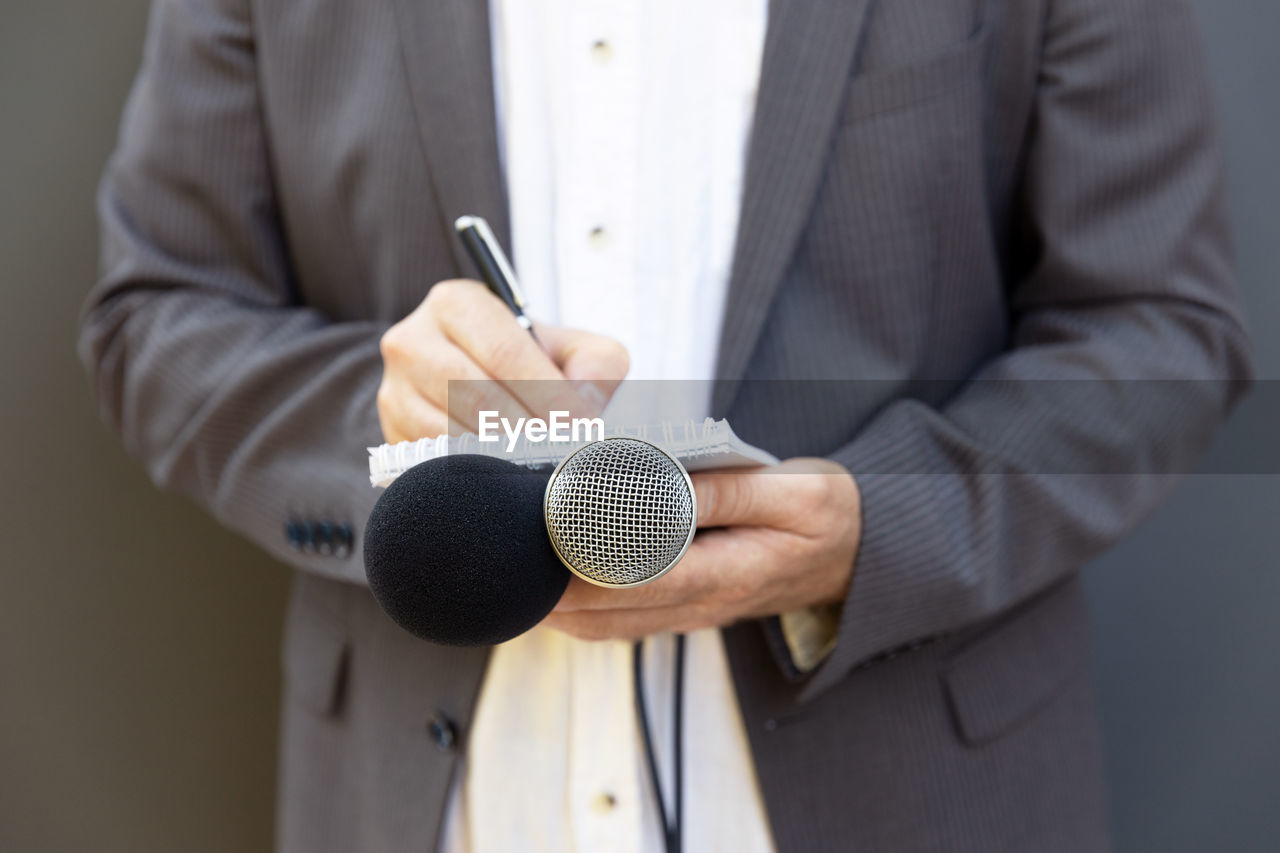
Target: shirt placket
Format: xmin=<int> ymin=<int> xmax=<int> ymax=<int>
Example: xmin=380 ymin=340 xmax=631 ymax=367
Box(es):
xmin=554 ymin=4 xmax=642 ymax=369
xmin=560 ymin=19 xmax=648 ymax=852
xmin=567 ymin=639 xmax=647 ymax=853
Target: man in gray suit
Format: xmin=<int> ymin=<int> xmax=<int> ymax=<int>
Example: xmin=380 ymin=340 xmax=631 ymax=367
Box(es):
xmin=80 ymin=0 xmax=1251 ymax=850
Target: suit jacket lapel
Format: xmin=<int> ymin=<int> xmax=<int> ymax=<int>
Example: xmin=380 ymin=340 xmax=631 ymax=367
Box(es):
xmin=388 ymin=0 xmax=511 ymax=272
xmin=713 ymin=0 xmax=874 ymax=415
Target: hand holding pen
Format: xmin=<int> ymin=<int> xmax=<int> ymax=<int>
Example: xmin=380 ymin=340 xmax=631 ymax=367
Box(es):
xmin=373 ymin=215 xmax=628 ymax=444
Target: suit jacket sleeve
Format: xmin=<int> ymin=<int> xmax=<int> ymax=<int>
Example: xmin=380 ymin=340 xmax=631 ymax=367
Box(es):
xmin=78 ymin=0 xmax=383 ymax=585
xmin=798 ymin=0 xmax=1253 ymax=701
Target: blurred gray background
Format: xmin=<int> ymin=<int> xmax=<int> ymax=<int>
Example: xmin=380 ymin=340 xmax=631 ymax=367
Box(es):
xmin=1 ymin=2 xmax=1275 ymax=851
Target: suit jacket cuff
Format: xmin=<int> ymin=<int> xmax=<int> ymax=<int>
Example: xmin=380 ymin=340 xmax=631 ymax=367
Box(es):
xmin=793 ymin=413 xmax=955 ymax=703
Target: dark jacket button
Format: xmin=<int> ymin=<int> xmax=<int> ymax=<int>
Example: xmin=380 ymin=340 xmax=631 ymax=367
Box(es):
xmin=285 ymin=520 xmax=305 ymax=550
xmin=427 ymin=713 xmax=458 ymax=752
xmin=316 ymin=521 xmax=334 ymax=555
xmin=334 ymin=524 xmax=354 ymax=558
xmin=299 ymin=521 xmax=316 ymax=553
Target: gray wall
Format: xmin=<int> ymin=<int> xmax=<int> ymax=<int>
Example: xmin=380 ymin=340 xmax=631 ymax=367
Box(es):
xmin=1 ymin=4 xmax=287 ymax=852
xmin=0 ymin=2 xmax=1274 ymax=851
xmin=1082 ymin=2 xmax=1280 ymax=851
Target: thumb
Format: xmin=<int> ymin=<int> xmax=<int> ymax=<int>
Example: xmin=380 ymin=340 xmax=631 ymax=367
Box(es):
xmin=694 ymin=458 xmax=855 ymax=529
xmin=535 ymin=324 xmax=630 ymax=414
xmin=692 ymin=468 xmax=772 ymax=529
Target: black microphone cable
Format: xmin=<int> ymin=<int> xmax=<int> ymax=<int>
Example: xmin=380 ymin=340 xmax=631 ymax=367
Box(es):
xmin=634 ymin=633 xmax=685 ymax=853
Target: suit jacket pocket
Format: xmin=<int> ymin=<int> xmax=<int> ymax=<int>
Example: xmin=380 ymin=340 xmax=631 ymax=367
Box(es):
xmin=282 ymin=581 xmax=350 ymax=718
xmin=841 ymin=16 xmax=991 ymax=123
xmin=941 ymin=580 xmax=1090 ymax=746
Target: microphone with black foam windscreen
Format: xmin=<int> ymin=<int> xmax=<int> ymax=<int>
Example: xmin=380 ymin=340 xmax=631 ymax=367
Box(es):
xmin=363 ymin=453 xmax=564 ymax=646
xmin=363 ymin=437 xmax=697 ymax=646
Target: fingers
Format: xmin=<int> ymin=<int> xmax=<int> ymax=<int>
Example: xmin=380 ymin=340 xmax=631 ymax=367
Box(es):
xmin=553 ymin=529 xmax=745 ymax=613
xmin=542 ymin=603 xmax=720 ymax=642
xmin=416 ymin=341 xmax=535 ymax=433
xmin=428 ymin=279 xmax=562 ymax=380
xmin=430 ymin=281 xmax=600 ymax=420
xmin=377 ymin=279 xmax=632 ymax=442
xmin=693 ymin=459 xmax=854 ymax=530
xmin=537 ymin=323 xmax=630 ymax=407
xmin=691 ymin=467 xmax=787 ymax=529
xmin=544 ymin=461 xmax=862 ymax=640
xmin=381 ymin=327 xmax=530 ymax=436
xmin=375 ymin=384 xmax=456 ymax=444
xmin=552 ymin=574 xmax=692 ymax=614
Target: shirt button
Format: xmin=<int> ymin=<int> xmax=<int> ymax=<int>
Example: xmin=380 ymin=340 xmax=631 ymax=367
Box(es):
xmin=588 ymin=226 xmax=611 ymax=249
xmin=590 ymin=39 xmax=613 ymax=64
xmin=591 ymin=792 xmax=618 ymax=814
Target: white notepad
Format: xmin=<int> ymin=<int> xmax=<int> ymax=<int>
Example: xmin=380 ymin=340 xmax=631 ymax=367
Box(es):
xmin=368 ymin=418 xmax=778 ymax=487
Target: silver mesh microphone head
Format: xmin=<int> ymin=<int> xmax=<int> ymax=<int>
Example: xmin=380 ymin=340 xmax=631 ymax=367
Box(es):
xmin=543 ymin=437 xmax=697 ymax=588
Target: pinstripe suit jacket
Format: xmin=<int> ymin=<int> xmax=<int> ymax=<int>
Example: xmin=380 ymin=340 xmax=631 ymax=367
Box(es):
xmin=79 ymin=0 xmax=1251 ymax=850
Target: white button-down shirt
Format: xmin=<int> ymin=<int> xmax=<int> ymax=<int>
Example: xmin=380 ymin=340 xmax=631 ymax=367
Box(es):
xmin=443 ymin=2 xmax=774 ymax=851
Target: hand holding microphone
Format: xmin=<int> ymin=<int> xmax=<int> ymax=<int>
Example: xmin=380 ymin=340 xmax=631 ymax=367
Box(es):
xmin=363 ymin=447 xmax=861 ymax=646
xmin=363 ymin=437 xmax=701 ymax=646
xmin=546 ymin=457 xmax=862 ymax=642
